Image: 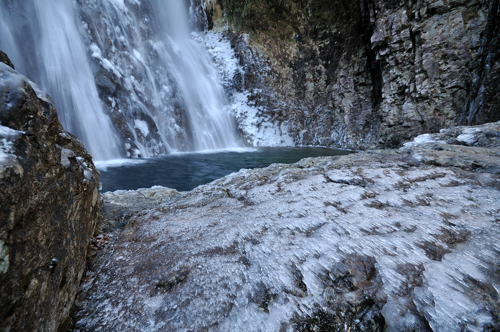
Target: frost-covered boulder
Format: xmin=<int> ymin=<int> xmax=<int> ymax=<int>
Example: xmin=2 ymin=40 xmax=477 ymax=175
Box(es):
xmin=74 ymin=122 xmax=500 ymax=331
xmin=0 ymin=54 xmax=101 ymax=331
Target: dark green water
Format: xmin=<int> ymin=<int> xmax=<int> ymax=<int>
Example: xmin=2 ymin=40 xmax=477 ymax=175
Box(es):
xmin=96 ymin=147 xmax=352 ymax=192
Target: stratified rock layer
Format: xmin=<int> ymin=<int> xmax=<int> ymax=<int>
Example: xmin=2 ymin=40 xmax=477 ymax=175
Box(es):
xmin=74 ymin=122 xmax=500 ymax=331
xmin=0 ymin=57 xmax=101 ymax=331
xmin=205 ymin=0 xmax=500 ymax=149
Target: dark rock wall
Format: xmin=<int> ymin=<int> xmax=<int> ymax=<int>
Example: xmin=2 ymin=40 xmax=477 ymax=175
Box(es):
xmin=0 ymin=55 xmax=101 ymax=331
xmin=462 ymin=0 xmax=500 ymax=125
xmin=206 ymin=0 xmax=500 ymax=149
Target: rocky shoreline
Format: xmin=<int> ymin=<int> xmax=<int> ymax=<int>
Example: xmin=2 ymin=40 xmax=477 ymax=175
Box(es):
xmin=73 ymin=121 xmax=499 ymax=331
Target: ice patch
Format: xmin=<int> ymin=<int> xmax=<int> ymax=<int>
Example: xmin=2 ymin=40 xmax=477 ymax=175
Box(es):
xmin=457 ymin=128 xmax=479 ymax=145
xmin=102 ymin=58 xmax=122 ymax=78
xmin=413 ymin=134 xmax=436 ymax=144
xmin=169 ymin=147 xmax=259 ymax=156
xmin=134 ymin=119 xmax=149 ymax=137
xmin=403 ymin=133 xmax=442 ymax=147
xmin=0 ymin=125 xmax=20 ymax=137
xmin=132 ymin=49 xmax=145 ymax=64
xmin=109 ymin=0 xmax=127 ymax=11
xmin=94 ymin=158 xmax=148 ymax=171
xmin=194 ymin=31 xmax=240 ymax=87
xmin=230 ymin=92 xmax=294 ymax=147
xmin=0 ymin=148 xmax=9 ymax=164
xmin=76 ymin=160 xmax=500 ymax=330
xmin=90 ymin=43 xmax=102 ymax=59
xmin=0 ymin=125 xmax=21 ymax=163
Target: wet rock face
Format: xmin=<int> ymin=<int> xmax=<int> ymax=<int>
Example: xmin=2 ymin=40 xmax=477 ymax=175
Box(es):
xmin=0 ymin=55 xmax=100 ymax=331
xmin=462 ymin=0 xmax=500 ymax=125
xmin=0 ymin=51 xmax=14 ymax=70
xmin=73 ymin=122 xmax=500 ymax=331
xmin=207 ymin=0 xmax=500 ymax=149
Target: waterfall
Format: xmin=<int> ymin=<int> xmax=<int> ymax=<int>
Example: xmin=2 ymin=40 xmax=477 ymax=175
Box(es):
xmin=0 ymin=0 xmax=242 ymax=160
xmin=151 ymin=0 xmax=241 ymax=151
xmin=0 ymin=0 xmax=122 ymax=161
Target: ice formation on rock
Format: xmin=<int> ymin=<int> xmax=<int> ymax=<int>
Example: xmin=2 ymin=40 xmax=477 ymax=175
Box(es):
xmin=74 ymin=122 xmax=500 ymax=331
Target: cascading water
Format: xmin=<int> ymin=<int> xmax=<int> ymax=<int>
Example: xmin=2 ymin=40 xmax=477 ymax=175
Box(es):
xmin=0 ymin=0 xmax=122 ymax=161
xmin=78 ymin=0 xmax=242 ymax=156
xmin=0 ymin=0 xmax=245 ymax=160
xmin=154 ymin=0 xmax=240 ymax=151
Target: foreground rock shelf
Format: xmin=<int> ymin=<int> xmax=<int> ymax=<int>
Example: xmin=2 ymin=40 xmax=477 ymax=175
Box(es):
xmin=74 ymin=122 xmax=500 ymax=331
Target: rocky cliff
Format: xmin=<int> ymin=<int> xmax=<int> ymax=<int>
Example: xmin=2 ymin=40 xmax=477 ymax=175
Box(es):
xmin=0 ymin=53 xmax=101 ymax=331
xmin=202 ymin=0 xmax=500 ymax=149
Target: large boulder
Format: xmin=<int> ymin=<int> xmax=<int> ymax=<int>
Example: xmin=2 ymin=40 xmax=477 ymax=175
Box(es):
xmin=0 ymin=54 xmax=101 ymax=331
